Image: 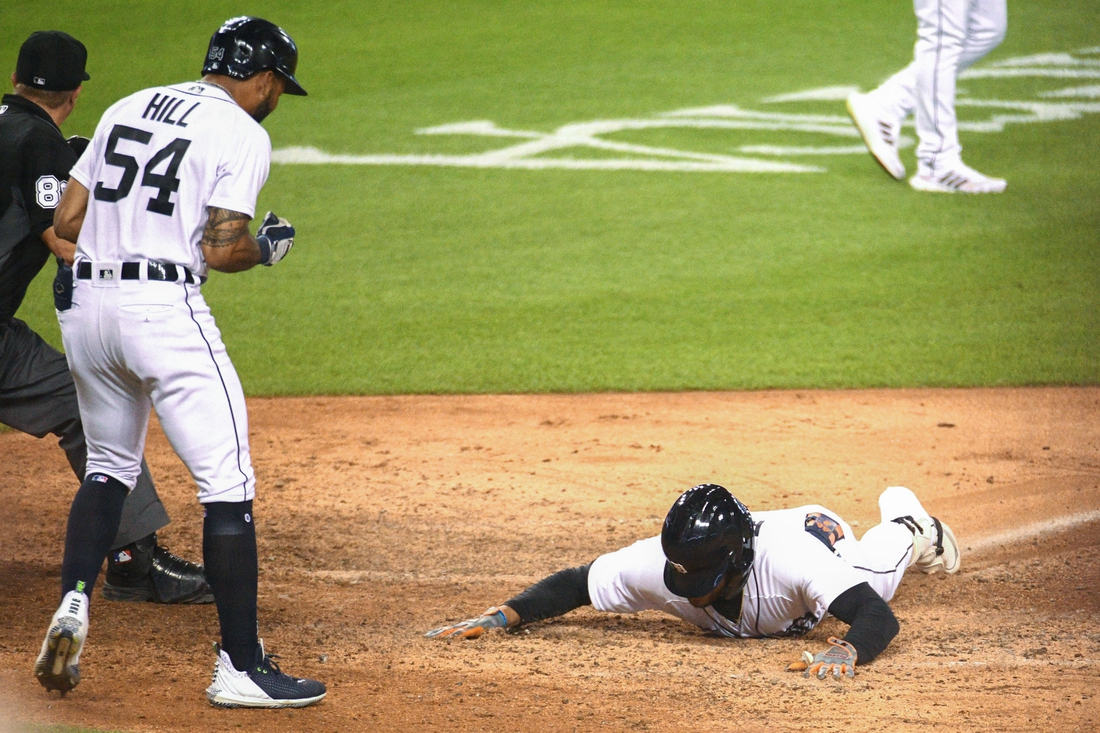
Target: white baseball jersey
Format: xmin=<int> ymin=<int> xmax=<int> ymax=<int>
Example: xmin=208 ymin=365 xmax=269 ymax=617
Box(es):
xmin=588 ymin=505 xmax=914 ymax=638
xmin=70 ymin=82 xmax=270 ymax=277
xmin=60 ymin=81 xmax=270 ymax=502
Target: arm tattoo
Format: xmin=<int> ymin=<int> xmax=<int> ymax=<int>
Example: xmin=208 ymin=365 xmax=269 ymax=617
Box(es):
xmin=201 ymin=207 xmax=252 ymax=248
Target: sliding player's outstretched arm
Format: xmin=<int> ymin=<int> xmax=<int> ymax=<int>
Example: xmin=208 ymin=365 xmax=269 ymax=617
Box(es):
xmin=426 ymin=564 xmax=593 ymax=639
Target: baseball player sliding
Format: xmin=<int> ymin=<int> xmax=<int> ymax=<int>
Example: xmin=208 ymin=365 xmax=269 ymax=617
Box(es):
xmin=427 ymin=484 xmax=960 ymax=678
xmin=34 ymin=17 xmax=325 ymax=708
xmin=846 ymin=0 xmax=1007 ymax=193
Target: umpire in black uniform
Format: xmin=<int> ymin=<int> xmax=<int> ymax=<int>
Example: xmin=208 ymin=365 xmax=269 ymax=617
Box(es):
xmin=1 ymin=31 xmax=210 ymax=604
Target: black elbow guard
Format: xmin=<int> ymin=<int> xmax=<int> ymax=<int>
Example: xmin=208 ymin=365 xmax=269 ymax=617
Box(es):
xmin=505 ymin=564 xmax=593 ymax=626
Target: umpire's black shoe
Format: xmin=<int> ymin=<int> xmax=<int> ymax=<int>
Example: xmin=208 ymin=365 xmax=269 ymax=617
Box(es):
xmin=102 ymin=533 xmax=214 ymax=604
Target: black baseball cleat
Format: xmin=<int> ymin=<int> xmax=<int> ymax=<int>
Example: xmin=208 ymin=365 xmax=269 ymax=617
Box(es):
xmin=206 ymin=641 xmax=327 ymax=708
xmin=102 ymin=533 xmax=214 ymax=604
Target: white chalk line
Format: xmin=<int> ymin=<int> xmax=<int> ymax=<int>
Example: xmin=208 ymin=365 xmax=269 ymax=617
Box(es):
xmin=309 ymin=569 xmax=542 ymax=584
xmin=269 ymin=147 xmax=821 ymax=173
xmin=964 ymin=509 xmax=1100 ymax=554
xmin=1039 ymin=84 xmax=1100 ymax=98
xmin=271 ymin=50 xmax=1100 ymax=172
xmin=303 ymin=510 xmax=1100 ymax=585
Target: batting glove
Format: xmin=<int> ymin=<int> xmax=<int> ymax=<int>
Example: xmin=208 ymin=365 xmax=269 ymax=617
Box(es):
xmin=786 ymin=637 xmax=857 ymax=679
xmin=425 ymin=607 xmax=509 ymax=640
xmin=256 ymin=211 xmax=295 ymax=266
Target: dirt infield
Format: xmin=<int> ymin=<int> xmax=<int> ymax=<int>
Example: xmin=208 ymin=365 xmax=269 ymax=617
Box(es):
xmin=1 ymin=388 xmax=1098 ymax=732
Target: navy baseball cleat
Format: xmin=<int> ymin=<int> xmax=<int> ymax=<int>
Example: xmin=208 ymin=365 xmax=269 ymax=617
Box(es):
xmin=34 ymin=590 xmax=89 ymax=696
xmin=206 ymin=640 xmax=326 ymax=708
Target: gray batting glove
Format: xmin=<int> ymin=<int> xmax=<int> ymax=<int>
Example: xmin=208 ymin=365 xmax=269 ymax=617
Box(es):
xmin=256 ymin=211 xmax=295 ymax=266
xmin=425 ymin=607 xmax=508 ymax=639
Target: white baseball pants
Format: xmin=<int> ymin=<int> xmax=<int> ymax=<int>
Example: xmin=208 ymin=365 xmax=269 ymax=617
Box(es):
xmin=59 ymin=270 xmax=256 ymax=503
xmin=867 ymin=0 xmax=1007 ymax=169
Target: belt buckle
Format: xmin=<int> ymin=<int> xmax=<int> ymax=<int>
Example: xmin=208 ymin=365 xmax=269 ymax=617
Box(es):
xmin=90 ymin=261 xmax=123 ymax=288
xmin=147 ymin=261 xmax=169 ymax=282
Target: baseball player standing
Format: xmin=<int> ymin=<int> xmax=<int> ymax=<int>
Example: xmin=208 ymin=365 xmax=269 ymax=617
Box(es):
xmin=427 ymin=484 xmax=960 ymax=677
xmin=846 ymin=0 xmax=1007 ymax=193
xmin=1 ymin=31 xmax=210 ymax=605
xmin=33 ymin=17 xmax=325 ymax=708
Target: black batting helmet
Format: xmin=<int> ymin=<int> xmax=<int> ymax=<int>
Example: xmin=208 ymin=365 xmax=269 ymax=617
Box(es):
xmin=661 ymin=484 xmax=756 ymax=600
xmin=202 ymin=16 xmax=307 ymax=96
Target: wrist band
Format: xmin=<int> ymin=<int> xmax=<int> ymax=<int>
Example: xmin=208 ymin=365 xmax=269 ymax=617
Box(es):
xmin=256 ymin=235 xmax=271 ymax=264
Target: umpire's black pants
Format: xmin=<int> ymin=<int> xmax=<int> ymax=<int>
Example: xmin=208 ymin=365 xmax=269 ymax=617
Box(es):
xmin=0 ymin=317 xmax=169 ymax=548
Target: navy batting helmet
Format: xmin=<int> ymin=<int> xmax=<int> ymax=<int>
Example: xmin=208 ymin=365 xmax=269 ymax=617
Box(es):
xmin=202 ymin=17 xmax=307 ymax=96
xmin=661 ymin=484 xmax=756 ymax=600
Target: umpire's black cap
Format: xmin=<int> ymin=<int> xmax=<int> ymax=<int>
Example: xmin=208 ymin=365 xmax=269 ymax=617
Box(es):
xmin=16 ymin=31 xmax=90 ymax=92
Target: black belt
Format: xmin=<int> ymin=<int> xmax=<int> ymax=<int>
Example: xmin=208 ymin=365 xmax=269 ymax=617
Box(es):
xmin=76 ymin=261 xmax=200 ymax=284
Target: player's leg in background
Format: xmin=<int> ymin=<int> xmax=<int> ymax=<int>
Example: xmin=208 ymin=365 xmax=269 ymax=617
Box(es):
xmin=57 ymin=286 xmax=153 ymax=599
xmin=877 ymin=486 xmax=960 ymax=575
xmin=839 ymin=520 xmax=915 ymax=602
xmin=124 ymin=284 xmax=258 ymax=670
xmin=117 ymin=284 xmax=323 ymax=706
xmin=863 ymin=64 xmax=917 ymax=127
xmin=34 ymin=285 xmax=151 ymax=693
xmin=913 ymin=0 xmax=971 ymax=171
xmin=958 ymin=0 xmax=1007 ymax=71
xmin=856 ymin=0 xmax=1004 ymax=130
xmin=846 ymin=61 xmax=916 ymax=178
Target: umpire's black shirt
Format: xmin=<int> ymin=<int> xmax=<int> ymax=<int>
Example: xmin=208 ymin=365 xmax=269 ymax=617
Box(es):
xmin=0 ymin=93 xmax=77 ymax=326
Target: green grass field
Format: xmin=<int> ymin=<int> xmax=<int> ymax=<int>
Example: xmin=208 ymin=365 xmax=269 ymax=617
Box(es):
xmin=4 ymin=0 xmax=1098 ymax=394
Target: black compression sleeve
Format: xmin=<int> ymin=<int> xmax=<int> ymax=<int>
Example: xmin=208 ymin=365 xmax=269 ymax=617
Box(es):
xmin=505 ymin=564 xmax=593 ymax=625
xmin=827 ymin=582 xmax=900 ymax=665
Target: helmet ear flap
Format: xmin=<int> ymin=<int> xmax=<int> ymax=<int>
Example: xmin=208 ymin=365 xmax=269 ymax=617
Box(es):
xmin=720 ymin=522 xmax=756 ymax=598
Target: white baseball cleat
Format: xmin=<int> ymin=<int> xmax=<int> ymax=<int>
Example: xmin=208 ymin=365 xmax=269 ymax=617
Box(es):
xmin=909 ymin=162 xmax=1007 ymax=194
xmin=846 ymin=91 xmax=906 ymax=181
xmin=894 ymin=515 xmax=961 ymax=574
xmin=879 ymin=486 xmax=960 ymax=574
xmin=206 ymin=640 xmax=326 ymax=708
xmin=34 ymin=590 xmax=90 ymax=696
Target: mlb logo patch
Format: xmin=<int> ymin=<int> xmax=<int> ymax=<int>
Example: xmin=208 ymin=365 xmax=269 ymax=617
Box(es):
xmin=91 ymin=475 xmax=110 ymax=483
xmin=113 ymin=549 xmax=133 ymax=564
xmin=34 ymin=76 xmax=46 ymax=86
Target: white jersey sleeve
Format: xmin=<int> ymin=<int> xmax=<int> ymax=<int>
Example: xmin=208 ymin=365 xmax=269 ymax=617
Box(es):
xmin=207 ymin=118 xmax=270 ymax=217
xmin=72 ymin=82 xmax=270 ymax=276
xmin=588 ymin=536 xmax=719 ymax=630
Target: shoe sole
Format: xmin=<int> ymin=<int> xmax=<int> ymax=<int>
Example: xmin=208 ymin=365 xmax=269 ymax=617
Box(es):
xmin=35 ymin=628 xmax=81 ymax=695
xmin=207 ymin=691 xmax=327 ymax=709
xmin=916 ymin=518 xmax=961 ymax=575
xmin=102 ymin=583 xmax=214 ymax=604
xmin=909 ymin=175 xmax=1006 ymax=194
xmin=846 ymin=97 xmax=906 ymax=181
xmin=938 ymin=521 xmax=961 ymax=574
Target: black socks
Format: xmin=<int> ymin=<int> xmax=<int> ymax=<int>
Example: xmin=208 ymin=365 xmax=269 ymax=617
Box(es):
xmin=61 ymin=473 xmax=129 ymax=600
xmin=203 ymin=500 xmax=259 ymax=671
